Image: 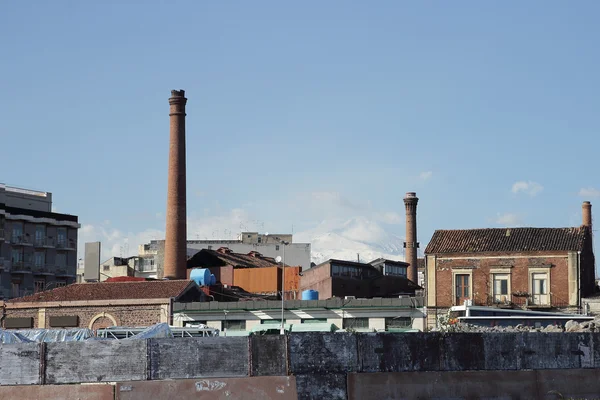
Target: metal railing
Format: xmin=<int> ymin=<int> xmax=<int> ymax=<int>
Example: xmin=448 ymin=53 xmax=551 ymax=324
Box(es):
xmin=12 ymin=261 xmax=33 ymax=272
xmin=10 ymin=235 xmax=32 ymax=245
xmin=0 ymin=229 xmax=4 ymax=240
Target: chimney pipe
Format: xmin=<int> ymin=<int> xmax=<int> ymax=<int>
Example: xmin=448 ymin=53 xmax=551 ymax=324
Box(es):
xmin=404 ymin=192 xmax=419 ymax=284
xmin=583 ymin=201 xmax=592 ymax=229
xmin=164 ymin=90 xmax=188 ymax=280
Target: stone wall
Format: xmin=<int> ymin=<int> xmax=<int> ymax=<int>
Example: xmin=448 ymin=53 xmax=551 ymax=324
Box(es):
xmin=2 ymin=332 xmax=600 ymax=399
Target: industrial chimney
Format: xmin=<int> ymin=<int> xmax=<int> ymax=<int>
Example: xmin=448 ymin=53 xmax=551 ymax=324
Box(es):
xmin=583 ymin=201 xmax=592 ymax=229
xmin=404 ymin=192 xmax=419 ymax=284
xmin=164 ymin=90 xmax=188 ymax=280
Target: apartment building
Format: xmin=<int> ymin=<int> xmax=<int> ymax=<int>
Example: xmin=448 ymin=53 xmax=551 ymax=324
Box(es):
xmin=0 ymin=184 xmax=79 ymax=299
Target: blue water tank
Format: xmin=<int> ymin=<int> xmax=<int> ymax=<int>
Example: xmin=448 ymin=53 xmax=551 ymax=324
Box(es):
xmin=302 ymin=290 xmax=319 ymax=300
xmin=210 ymin=274 xmax=216 ymax=285
xmin=190 ymin=268 xmax=211 ymax=286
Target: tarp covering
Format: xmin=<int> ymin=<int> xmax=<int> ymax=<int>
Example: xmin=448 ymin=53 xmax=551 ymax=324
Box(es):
xmin=123 ymin=323 xmax=174 ymax=340
xmin=0 ymin=329 xmax=31 ymax=343
xmin=12 ymin=328 xmax=95 ymax=343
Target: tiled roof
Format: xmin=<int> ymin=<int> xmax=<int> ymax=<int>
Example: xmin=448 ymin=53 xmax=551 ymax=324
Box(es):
xmin=9 ymin=280 xmax=195 ymax=303
xmin=425 ymin=227 xmax=589 ymax=254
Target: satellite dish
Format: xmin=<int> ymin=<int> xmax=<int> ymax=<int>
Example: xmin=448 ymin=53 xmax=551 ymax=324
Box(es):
xmin=275 ymin=256 xmax=282 ymax=263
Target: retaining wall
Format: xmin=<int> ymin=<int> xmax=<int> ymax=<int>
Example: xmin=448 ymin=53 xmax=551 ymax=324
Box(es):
xmin=2 ymin=332 xmax=600 ymax=399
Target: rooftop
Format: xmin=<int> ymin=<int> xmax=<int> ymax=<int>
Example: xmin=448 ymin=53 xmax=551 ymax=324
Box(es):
xmin=187 ymin=248 xmax=284 ymax=269
xmin=425 ymin=227 xmax=590 ymax=254
xmin=9 ymin=280 xmax=196 ymax=303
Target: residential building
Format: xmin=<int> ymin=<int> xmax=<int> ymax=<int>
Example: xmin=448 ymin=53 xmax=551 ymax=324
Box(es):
xmin=299 ymin=259 xmax=421 ymax=300
xmin=0 ymin=184 xmax=79 ymax=299
xmin=173 ymin=296 xmax=426 ymax=333
xmin=138 ymin=231 xmax=311 ymax=277
xmin=424 ymin=202 xmax=595 ymax=328
xmin=187 ymin=247 xmax=301 ymax=299
xmin=1 ymin=280 xmax=204 ymax=330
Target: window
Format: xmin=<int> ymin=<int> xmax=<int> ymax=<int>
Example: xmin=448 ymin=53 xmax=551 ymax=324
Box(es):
xmin=342 ymin=318 xmax=369 ymax=329
xmin=35 ymin=225 xmax=45 ymax=245
xmin=34 ymin=251 xmax=45 ymax=267
xmin=207 ymin=245 xmax=212 ymax=250
xmin=34 ymin=280 xmax=45 ymax=293
xmin=384 ymin=265 xmax=407 ymax=277
xmin=276 ymin=245 xmax=280 ymax=251
xmin=455 ymin=274 xmax=470 ymax=305
xmin=54 ymin=280 xmax=67 ymax=288
xmin=11 ymin=281 xmax=21 ymax=298
xmin=301 ymin=318 xmax=327 ymax=324
xmin=12 ymin=223 xmax=23 ymax=243
xmin=492 ymin=274 xmax=510 ymax=303
xmin=103 ymin=265 xmax=110 ymax=271
xmin=257 ymin=237 xmax=262 ymax=243
xmin=223 ymin=320 xmax=246 ymax=331
xmin=531 ymin=272 xmax=549 ymax=305
xmin=385 ymin=317 xmax=412 ymax=330
xmin=11 ymin=249 xmax=23 ymax=264
xmin=57 ymin=228 xmax=67 ymax=246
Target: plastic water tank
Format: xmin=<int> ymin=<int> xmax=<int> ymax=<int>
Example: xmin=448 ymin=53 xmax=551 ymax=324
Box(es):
xmin=210 ymin=274 xmax=216 ymax=285
xmin=190 ymin=268 xmax=211 ymax=286
xmin=302 ymin=290 xmax=319 ymax=300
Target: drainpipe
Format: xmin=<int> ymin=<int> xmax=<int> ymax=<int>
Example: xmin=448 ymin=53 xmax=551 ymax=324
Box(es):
xmin=578 ymin=251 xmax=582 ymax=314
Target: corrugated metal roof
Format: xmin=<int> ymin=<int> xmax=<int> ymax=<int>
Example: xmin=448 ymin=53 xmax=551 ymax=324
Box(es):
xmin=425 ymin=227 xmax=589 ymax=254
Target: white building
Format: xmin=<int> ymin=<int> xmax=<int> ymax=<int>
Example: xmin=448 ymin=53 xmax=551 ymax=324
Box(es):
xmin=173 ymin=297 xmax=426 ymax=334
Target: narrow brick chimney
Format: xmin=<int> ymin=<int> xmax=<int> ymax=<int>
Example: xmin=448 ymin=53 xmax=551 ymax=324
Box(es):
xmin=404 ymin=192 xmax=419 ymax=284
xmin=583 ymin=201 xmax=592 ymax=229
xmin=164 ymin=90 xmax=188 ymax=279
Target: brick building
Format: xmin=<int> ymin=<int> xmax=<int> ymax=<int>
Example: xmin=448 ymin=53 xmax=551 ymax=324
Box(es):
xmin=187 ymin=247 xmax=301 ymax=299
xmin=299 ymin=259 xmax=420 ymax=299
xmin=425 ymin=202 xmax=595 ymax=328
xmin=1 ymin=280 xmax=204 ymax=330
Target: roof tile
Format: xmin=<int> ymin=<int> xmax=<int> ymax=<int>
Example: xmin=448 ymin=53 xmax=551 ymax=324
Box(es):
xmin=9 ymin=280 xmax=194 ymax=303
xmin=425 ymin=227 xmax=589 ymax=254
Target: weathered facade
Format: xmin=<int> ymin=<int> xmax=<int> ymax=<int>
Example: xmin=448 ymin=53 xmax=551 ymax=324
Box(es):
xmin=1 ymin=280 xmax=204 ymax=330
xmin=299 ymin=259 xmax=420 ymax=300
xmin=425 ymin=202 xmax=596 ymax=328
xmin=0 ymin=184 xmax=80 ymax=299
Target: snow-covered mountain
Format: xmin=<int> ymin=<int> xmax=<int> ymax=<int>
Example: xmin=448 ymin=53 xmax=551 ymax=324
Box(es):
xmin=295 ymin=217 xmax=405 ymax=265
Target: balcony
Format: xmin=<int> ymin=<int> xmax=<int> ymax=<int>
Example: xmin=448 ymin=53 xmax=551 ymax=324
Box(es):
xmin=0 ymin=228 xmax=4 ymax=241
xmin=55 ymin=266 xmax=75 ymax=277
xmin=34 ymin=237 xmax=55 ymax=248
xmin=32 ymin=263 xmax=54 ymax=275
xmin=56 ymin=239 xmax=76 ymax=251
xmin=10 ymin=235 xmax=33 ymax=246
xmin=11 ymin=261 xmax=33 ymax=273
xmin=0 ymin=257 xmax=7 ymax=270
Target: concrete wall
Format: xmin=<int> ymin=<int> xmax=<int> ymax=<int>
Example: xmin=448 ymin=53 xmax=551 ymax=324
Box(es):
xmin=2 ymin=332 xmax=600 ymax=399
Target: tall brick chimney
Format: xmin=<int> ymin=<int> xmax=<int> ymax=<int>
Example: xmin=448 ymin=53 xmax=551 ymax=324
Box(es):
xmin=164 ymin=90 xmax=188 ymax=280
xmin=583 ymin=201 xmax=592 ymax=229
xmin=404 ymin=192 xmax=419 ymax=284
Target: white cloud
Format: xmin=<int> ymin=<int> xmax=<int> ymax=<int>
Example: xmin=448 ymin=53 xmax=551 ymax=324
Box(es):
xmin=419 ymin=171 xmax=433 ymax=181
xmin=495 ymin=212 xmax=522 ymax=226
xmin=511 ymin=181 xmax=543 ymax=196
xmin=579 ymin=187 xmax=600 ymax=198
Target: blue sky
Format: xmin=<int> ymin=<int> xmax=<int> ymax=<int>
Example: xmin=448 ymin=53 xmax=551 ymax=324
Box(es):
xmin=1 ymin=2 xmax=599 ymax=262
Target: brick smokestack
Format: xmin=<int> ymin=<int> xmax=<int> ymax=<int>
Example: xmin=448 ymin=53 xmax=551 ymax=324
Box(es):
xmin=404 ymin=192 xmax=419 ymax=284
xmin=583 ymin=201 xmax=592 ymax=229
xmin=164 ymin=90 xmax=188 ymax=280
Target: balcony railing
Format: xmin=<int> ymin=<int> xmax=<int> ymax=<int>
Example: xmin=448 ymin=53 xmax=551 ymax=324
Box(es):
xmin=34 ymin=237 xmax=55 ymax=247
xmin=11 ymin=261 xmax=32 ymax=272
xmin=10 ymin=235 xmax=32 ymax=246
xmin=0 ymin=229 xmax=5 ymax=240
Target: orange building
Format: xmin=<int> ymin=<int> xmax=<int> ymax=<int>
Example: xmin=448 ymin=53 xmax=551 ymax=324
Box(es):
xmin=187 ymin=247 xmax=301 ymax=299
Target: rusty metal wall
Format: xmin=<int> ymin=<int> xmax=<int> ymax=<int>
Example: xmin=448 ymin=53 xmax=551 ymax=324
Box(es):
xmin=233 ymin=267 xmax=279 ymax=293
xmin=115 ymin=376 xmax=297 ymax=400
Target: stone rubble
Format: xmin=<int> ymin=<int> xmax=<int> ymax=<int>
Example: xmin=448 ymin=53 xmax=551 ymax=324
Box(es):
xmin=432 ymin=317 xmax=599 ymax=333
